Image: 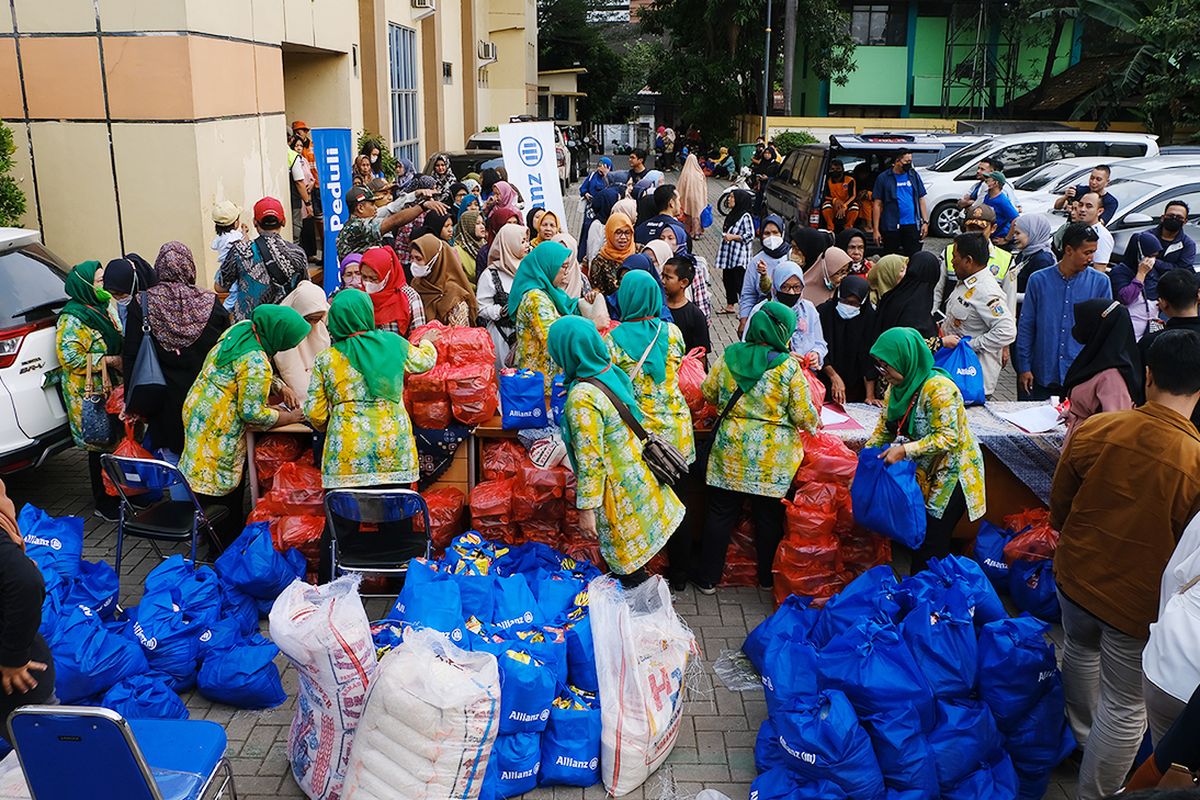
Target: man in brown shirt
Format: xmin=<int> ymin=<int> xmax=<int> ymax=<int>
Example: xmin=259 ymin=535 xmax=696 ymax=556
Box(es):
xmin=1050 ymin=328 xmax=1200 ymax=800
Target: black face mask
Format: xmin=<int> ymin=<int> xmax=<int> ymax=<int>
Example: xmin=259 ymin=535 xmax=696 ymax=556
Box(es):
xmin=776 ymin=292 xmax=801 ymax=308
xmin=1163 ymin=217 xmax=1184 ymax=233
xmin=829 ymin=170 xmax=844 ymax=180
xmin=901 ymin=163 xmax=913 ymax=172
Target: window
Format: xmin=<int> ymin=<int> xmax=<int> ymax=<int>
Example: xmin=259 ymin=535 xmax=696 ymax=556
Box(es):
xmin=442 ymin=62 xmax=453 ymax=84
xmin=1130 ymin=188 xmax=1200 ymax=223
xmin=553 ymin=96 xmax=570 ymax=121
xmin=990 ymin=143 xmax=1041 ymax=177
xmin=1106 ymin=142 xmax=1149 ymax=158
xmin=849 ymin=5 xmax=906 ymax=46
xmin=1044 ymin=141 xmax=1104 ymax=161
xmin=388 ymin=23 xmax=419 ymax=164
xmin=537 ymin=96 xmax=549 ymax=118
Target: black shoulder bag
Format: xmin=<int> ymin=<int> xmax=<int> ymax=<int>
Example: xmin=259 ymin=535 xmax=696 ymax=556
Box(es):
xmin=582 ymin=378 xmax=691 ymax=487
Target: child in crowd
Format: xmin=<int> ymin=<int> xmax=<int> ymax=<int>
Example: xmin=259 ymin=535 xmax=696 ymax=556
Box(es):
xmin=211 ymin=200 xmax=245 ymax=313
xmin=662 ymin=256 xmax=711 ymax=359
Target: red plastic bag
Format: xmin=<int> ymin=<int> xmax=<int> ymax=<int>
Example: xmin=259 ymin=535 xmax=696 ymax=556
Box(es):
xmin=512 ymin=464 xmax=567 ymax=522
xmin=470 ymin=478 xmax=513 ymax=528
xmin=410 ymin=399 xmax=452 ymax=429
xmin=254 ymin=433 xmax=307 ymax=487
xmin=1003 ymin=524 xmax=1059 ymax=564
xmin=482 ymin=440 xmax=528 ymax=481
xmin=405 ymin=363 xmax=448 ymax=402
xmin=803 ymin=368 xmax=827 ymax=409
xmin=561 ymin=537 xmax=607 ymax=572
xmin=1003 ymin=507 xmax=1051 ymax=534
xmin=421 ymin=487 xmax=467 ymax=550
xmin=102 ymin=423 xmax=155 ymax=496
xmin=447 ymin=364 xmax=499 ymax=425
xmin=784 ymin=483 xmax=841 ymax=541
xmin=105 ymin=385 xmax=126 ymax=417
xmin=272 ymin=515 xmax=324 ymax=562
xmin=519 ymin=521 xmax=562 ymax=548
xmin=267 ymin=461 xmax=325 ymax=515
xmin=730 ymin=516 xmax=755 ymax=558
xmin=444 ymin=327 xmax=497 ymax=367
xmin=722 ymin=544 xmax=758 ymax=587
xmin=774 ymin=488 xmax=843 ymax=605
xmin=793 ymin=432 xmax=858 ymax=488
xmin=838 ymin=525 xmax=891 ymax=570
xmin=678 ymin=347 xmax=717 ymax=427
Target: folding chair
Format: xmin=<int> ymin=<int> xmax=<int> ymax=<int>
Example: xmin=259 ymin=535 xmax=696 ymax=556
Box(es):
xmin=8 ymin=705 xmax=237 ymax=799
xmin=324 ymin=488 xmax=432 ymax=595
xmin=99 ymin=455 xmax=228 ymax=590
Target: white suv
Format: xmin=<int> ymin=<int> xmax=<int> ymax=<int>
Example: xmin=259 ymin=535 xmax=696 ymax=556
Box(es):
xmin=0 ymin=228 xmax=72 ymax=473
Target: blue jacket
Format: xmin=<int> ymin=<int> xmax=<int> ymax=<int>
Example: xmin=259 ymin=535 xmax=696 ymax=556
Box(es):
xmin=1118 ymin=227 xmax=1197 ymax=300
xmin=872 ymin=168 xmax=927 ymax=232
xmin=1016 ymin=265 xmax=1112 ymax=387
xmin=579 ymin=170 xmax=609 ymax=199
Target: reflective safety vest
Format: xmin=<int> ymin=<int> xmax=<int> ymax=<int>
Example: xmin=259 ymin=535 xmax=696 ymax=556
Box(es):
xmin=944 ymin=242 xmax=1014 ymax=283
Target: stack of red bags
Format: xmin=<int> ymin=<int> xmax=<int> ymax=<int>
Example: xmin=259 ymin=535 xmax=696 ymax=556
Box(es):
xmin=403 ymin=322 xmax=500 ymax=429
xmin=248 ymin=455 xmax=325 ymax=582
xmin=419 ymin=487 xmax=468 ymax=554
xmin=1002 ymin=507 xmax=1060 ymax=563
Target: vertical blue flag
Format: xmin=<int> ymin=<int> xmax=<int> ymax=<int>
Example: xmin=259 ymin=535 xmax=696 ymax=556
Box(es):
xmin=311 ymin=127 xmax=353 ymax=295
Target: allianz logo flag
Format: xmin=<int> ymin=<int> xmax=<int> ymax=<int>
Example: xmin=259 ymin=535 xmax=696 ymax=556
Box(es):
xmin=312 ymin=127 xmax=353 ymax=295
xmin=499 ymin=121 xmax=566 ymax=222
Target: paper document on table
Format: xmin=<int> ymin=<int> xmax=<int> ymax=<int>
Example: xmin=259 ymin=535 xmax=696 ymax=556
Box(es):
xmin=995 ymin=405 xmax=1064 ymax=434
xmin=820 ymin=406 xmax=850 ymax=426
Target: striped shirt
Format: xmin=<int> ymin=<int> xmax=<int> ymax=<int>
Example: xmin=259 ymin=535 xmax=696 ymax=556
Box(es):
xmin=715 ymin=213 xmax=755 ymax=271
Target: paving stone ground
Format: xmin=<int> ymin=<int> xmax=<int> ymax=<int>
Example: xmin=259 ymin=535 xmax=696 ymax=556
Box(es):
xmin=7 ymin=165 xmax=1074 ymax=799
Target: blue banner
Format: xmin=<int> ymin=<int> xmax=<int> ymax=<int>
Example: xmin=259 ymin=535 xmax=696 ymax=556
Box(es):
xmin=311 ymin=127 xmax=353 ymax=295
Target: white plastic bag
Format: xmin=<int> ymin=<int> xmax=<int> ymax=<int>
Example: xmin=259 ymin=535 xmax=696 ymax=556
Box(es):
xmin=589 ymin=574 xmax=698 ymax=797
xmin=269 ymin=574 xmax=378 ymax=800
xmin=578 ymin=293 xmax=611 ymax=332
xmin=0 ymin=753 xmax=30 ymax=799
xmin=342 ymin=628 xmax=500 ymax=799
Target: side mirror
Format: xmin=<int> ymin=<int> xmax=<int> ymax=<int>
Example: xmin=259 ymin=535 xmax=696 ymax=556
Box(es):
xmin=1119 ymin=212 xmax=1154 ymax=227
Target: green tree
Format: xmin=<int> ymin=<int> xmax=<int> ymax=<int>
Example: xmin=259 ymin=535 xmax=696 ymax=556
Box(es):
xmin=0 ymin=121 xmax=26 ymax=228
xmin=538 ymin=0 xmax=623 ymax=122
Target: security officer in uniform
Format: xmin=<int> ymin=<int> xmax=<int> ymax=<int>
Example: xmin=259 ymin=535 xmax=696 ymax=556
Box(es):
xmin=934 ymin=204 xmax=1015 ymax=312
xmin=942 ymin=231 xmax=1017 ymax=398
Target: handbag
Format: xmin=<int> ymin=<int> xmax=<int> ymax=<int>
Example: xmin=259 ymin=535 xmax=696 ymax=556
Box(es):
xmin=124 ymin=292 xmax=168 ymax=417
xmin=81 ymin=356 xmax=116 ymax=447
xmin=582 ymin=378 xmax=689 ymax=487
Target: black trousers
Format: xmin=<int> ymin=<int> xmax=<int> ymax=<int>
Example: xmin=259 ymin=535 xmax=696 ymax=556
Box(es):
xmin=910 ymin=483 xmax=968 ymax=573
xmin=722 ymin=266 xmax=745 ymax=307
xmin=87 ymin=451 xmax=120 ymax=517
xmin=881 ymin=224 xmax=921 ymax=257
xmin=194 ymin=474 xmax=248 ymax=551
xmin=697 ymin=486 xmax=785 ymax=587
xmin=0 ymin=634 xmax=55 ymax=739
xmin=1017 ymin=381 xmax=1055 ymax=402
xmin=666 ymin=441 xmax=711 ymax=582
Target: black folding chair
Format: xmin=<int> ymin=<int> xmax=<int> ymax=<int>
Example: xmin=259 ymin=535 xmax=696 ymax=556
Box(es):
xmin=324 ymin=488 xmax=431 ymax=596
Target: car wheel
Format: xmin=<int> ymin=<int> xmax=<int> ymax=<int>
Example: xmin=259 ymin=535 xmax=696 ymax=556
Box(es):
xmin=932 ymin=202 xmax=963 ymax=238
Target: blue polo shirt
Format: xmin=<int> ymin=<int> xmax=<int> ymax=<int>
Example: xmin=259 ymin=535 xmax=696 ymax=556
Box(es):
xmin=873 ymin=168 xmax=927 ymax=232
xmin=1015 ymin=265 xmax=1113 ymax=387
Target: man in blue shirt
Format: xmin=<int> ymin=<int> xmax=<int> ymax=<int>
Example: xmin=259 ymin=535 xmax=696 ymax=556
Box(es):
xmin=1016 ymin=222 xmax=1113 ymax=400
xmin=872 ymin=149 xmax=928 ymax=257
xmin=981 ymin=171 xmax=1020 ymax=241
xmin=635 ymin=184 xmax=689 ymax=251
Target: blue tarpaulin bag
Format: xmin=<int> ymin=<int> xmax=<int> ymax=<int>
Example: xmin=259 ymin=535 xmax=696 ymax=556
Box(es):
xmin=851 ymin=448 xmax=927 ymax=549
xmin=214 ymin=522 xmax=303 ymax=600
xmin=750 ymin=767 xmax=850 ymax=800
xmin=549 ymin=374 xmax=567 ymax=426
xmin=977 ymin=616 xmax=1060 ymax=732
xmin=744 ymin=594 xmax=817 ymax=673
xmin=197 ymin=633 xmax=287 ymax=709
xmin=564 ymin=615 xmax=597 ymax=692
xmin=538 ymin=686 xmax=600 ymax=787
xmin=492 ymin=573 xmax=543 ymax=632
xmin=1009 ymin=559 xmax=1061 ymax=621
xmin=38 ymin=563 xmax=66 ymax=640
xmin=934 ymin=337 xmax=986 ymax=406
xmin=819 ymin=618 xmax=936 ymax=731
xmin=145 ymin=556 xmax=222 ymax=625
xmin=496 ymin=646 xmax=556 ymax=734
xmin=390 ymin=572 xmax=465 ymax=642
xmin=127 ymin=588 xmax=202 ymax=691
xmin=899 ymin=588 xmax=978 ymax=699
xmin=219 ymin=581 xmax=260 ymax=637
xmin=533 ymin=574 xmax=583 ymax=623
xmin=18 ymin=503 xmax=83 ymax=580
xmin=448 ymin=571 xmax=496 ymax=625
xmin=1005 ymin=680 xmax=1076 ymax=799
xmin=64 ymin=559 xmax=118 ymax=620
xmin=49 ymin=605 xmax=148 ymax=703
xmin=772 ymin=689 xmax=886 ymax=799
xmin=762 ymin=634 xmax=820 ymax=715
xmin=928 ymin=697 xmax=1005 ymax=792
xmin=943 ymin=751 xmax=1019 ymax=800
xmin=490 ymin=732 xmax=541 ymax=798
xmin=928 ymin=555 xmax=1008 ymax=625
xmin=856 ymin=705 xmax=939 ymax=798
xmin=700 ymin=204 xmax=714 ymax=229
xmin=754 ymin=718 xmax=790 ymax=774
xmin=809 ymin=566 xmax=901 ymax=648
xmin=500 ymin=369 xmax=547 ymax=430
xmin=974 ymin=521 xmax=1014 ymax=589
xmin=101 ymin=674 xmax=189 ymax=720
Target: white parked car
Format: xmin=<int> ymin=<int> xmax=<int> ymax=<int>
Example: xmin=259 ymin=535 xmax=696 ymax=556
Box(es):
xmin=917 ymin=131 xmax=1160 ymax=236
xmin=0 ymin=228 xmax=72 ymax=473
xmin=1019 ymin=154 xmax=1200 ymax=216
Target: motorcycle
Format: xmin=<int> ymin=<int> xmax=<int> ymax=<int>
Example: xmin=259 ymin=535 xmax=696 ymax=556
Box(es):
xmin=717 ymin=166 xmax=755 ymax=216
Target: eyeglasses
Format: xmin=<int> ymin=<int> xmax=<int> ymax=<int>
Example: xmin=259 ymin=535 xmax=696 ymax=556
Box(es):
xmin=873 ymin=361 xmax=889 ymax=376
xmin=1164 ymin=213 xmax=1187 ymax=222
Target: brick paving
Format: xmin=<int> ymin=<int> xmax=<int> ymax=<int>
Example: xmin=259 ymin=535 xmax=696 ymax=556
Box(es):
xmin=7 ymin=167 xmax=1074 ymax=799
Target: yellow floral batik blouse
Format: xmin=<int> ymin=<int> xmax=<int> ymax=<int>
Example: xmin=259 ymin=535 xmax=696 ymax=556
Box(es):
xmin=603 ymin=322 xmax=695 ymax=464
xmin=513 ymin=289 xmax=561 ymax=390
xmin=56 ymin=314 xmax=117 ymax=452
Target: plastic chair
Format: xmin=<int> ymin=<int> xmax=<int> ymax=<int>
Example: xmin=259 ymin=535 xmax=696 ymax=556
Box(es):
xmin=99 ymin=455 xmax=228 ymax=589
xmin=324 ymin=488 xmax=431 ymax=594
xmin=7 ymin=705 xmax=236 ymax=800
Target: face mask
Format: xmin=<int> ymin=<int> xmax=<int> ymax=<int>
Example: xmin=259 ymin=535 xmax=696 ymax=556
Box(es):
xmin=344 ymin=273 xmax=364 ymax=289
xmin=363 ymin=277 xmax=387 ymax=294
xmin=411 ymin=264 xmax=432 ymax=278
xmin=836 ymin=302 xmax=861 ymax=320
xmin=115 ymin=298 xmax=130 ymax=326
xmin=1163 ymin=217 xmax=1184 ymax=233
xmin=370 ymin=154 xmax=379 ymax=164
xmin=902 ymin=163 xmax=913 ymax=172
xmin=776 ymin=292 xmax=800 ymax=308
xmin=829 ymin=170 xmax=844 ymax=179
xmin=763 ymin=235 xmax=784 ymax=252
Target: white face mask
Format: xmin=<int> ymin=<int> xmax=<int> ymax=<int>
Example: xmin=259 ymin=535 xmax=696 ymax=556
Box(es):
xmin=370 ymin=154 xmax=379 ymax=164
xmin=363 ymin=277 xmax=387 ymax=294
xmin=763 ymin=235 xmax=784 ymax=252
xmin=410 ymin=263 xmax=432 ymax=278
xmin=835 ymin=302 xmax=861 ymax=320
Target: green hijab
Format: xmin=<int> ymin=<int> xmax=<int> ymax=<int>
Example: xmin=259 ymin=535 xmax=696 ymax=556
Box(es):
xmin=608 ymin=270 xmax=669 ymax=382
xmin=215 ymin=304 xmax=310 ymax=367
xmin=61 ymin=261 xmax=121 ymax=354
xmin=867 ymin=254 xmax=906 ymax=305
xmin=723 ymin=301 xmax=796 ymax=394
xmin=507 ymin=241 xmax=579 ymax=319
xmin=328 ymin=289 xmax=409 ymax=402
xmin=869 ymin=326 xmax=948 ymax=428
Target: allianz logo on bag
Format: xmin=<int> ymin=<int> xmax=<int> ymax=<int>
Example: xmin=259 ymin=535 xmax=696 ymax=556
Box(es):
xmin=507 ymin=409 xmax=542 ymax=419
xmin=132 ymin=621 xmax=158 ymax=650
xmin=507 ymin=708 xmax=550 ymax=724
xmin=495 ymin=610 xmax=535 ymax=631
xmin=955 ymin=365 xmax=978 ymax=378
xmin=778 ymin=735 xmax=818 ymax=765
xmin=555 ymin=755 xmax=598 ymax=771
xmin=983 ymin=557 xmax=1007 ymax=572
xmin=501 ymin=762 xmax=540 ymax=781
xmin=24 ymin=534 xmax=62 ymax=550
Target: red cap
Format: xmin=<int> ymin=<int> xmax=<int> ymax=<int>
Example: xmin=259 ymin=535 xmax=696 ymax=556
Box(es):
xmin=291 ymin=120 xmax=309 ymax=131
xmin=253 ymin=196 xmax=286 ymax=225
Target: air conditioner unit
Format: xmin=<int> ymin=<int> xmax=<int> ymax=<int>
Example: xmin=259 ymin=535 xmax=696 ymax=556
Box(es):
xmin=411 ymin=0 xmax=435 ymax=20
xmin=478 ymin=40 xmax=498 ymax=64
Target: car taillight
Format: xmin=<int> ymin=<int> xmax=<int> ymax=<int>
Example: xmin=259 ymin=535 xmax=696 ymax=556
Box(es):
xmin=0 ymin=318 xmax=53 ymax=369
xmin=809 ymin=212 xmax=820 ymax=227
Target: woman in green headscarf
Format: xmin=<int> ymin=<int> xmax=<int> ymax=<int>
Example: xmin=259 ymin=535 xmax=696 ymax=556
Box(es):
xmin=56 ymin=261 xmax=125 ymax=520
xmin=509 ymin=241 xmax=586 ymax=388
xmin=866 ymin=253 xmax=907 ymax=306
xmin=548 ymin=315 xmax=684 ymax=585
xmin=695 ymin=302 xmax=821 ymax=595
xmin=180 ymin=303 xmax=310 ymax=548
xmin=305 ymin=288 xmax=437 ymax=489
xmin=867 ymin=326 xmax=986 ymax=570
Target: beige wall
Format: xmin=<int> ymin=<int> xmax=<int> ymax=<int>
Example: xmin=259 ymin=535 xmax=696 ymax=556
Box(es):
xmin=439 ymin=0 xmax=465 ymax=151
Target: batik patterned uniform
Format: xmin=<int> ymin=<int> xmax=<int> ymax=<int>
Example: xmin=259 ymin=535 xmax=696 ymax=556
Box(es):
xmin=603 ymin=323 xmax=696 ymax=463
xmin=701 ymin=356 xmax=820 ymax=497
xmin=514 ymin=289 xmax=561 ymax=390
xmin=866 ymin=373 xmax=986 ymax=520
xmin=564 ymin=382 xmax=684 ymax=574
xmin=56 ymin=314 xmax=115 ymax=451
xmin=179 ymin=331 xmax=279 ymax=496
xmin=304 ymin=341 xmax=437 ymax=487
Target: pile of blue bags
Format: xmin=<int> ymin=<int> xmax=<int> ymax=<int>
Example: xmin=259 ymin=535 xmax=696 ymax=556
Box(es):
xmin=746 ymin=558 xmax=1075 ymax=800
xmin=25 ymin=504 xmax=305 ymax=719
xmin=386 ymin=532 xmax=603 ymax=798
xmin=974 ymin=519 xmax=1061 ymax=621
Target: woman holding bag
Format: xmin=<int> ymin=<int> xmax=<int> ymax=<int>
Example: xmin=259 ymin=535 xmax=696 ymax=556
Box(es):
xmin=695 ymin=302 xmax=821 ymax=594
xmin=548 ymin=316 xmax=684 ymax=586
xmin=867 ymin=327 xmax=986 ymax=570
xmin=56 ymin=260 xmax=124 ymax=521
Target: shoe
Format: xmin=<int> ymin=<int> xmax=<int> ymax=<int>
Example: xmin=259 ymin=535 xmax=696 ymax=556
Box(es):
xmin=758 ymin=576 xmax=774 ymax=590
xmin=93 ymin=507 xmax=119 ymax=523
xmin=669 ymin=576 xmax=688 ymax=593
xmin=693 ymin=580 xmax=717 ymax=596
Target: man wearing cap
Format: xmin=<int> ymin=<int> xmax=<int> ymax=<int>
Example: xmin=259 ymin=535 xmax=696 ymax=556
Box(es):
xmin=335 ymin=186 xmax=448 ymax=261
xmin=211 ymin=200 xmax=246 ymax=313
xmin=935 ymin=203 xmax=1016 ymax=311
xmin=980 ymin=171 xmax=1019 ymax=242
xmin=217 ymin=197 xmax=309 ymax=321
xmin=941 ymin=231 xmax=1017 ymax=398
xmin=291 ymin=121 xmax=315 ymax=169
